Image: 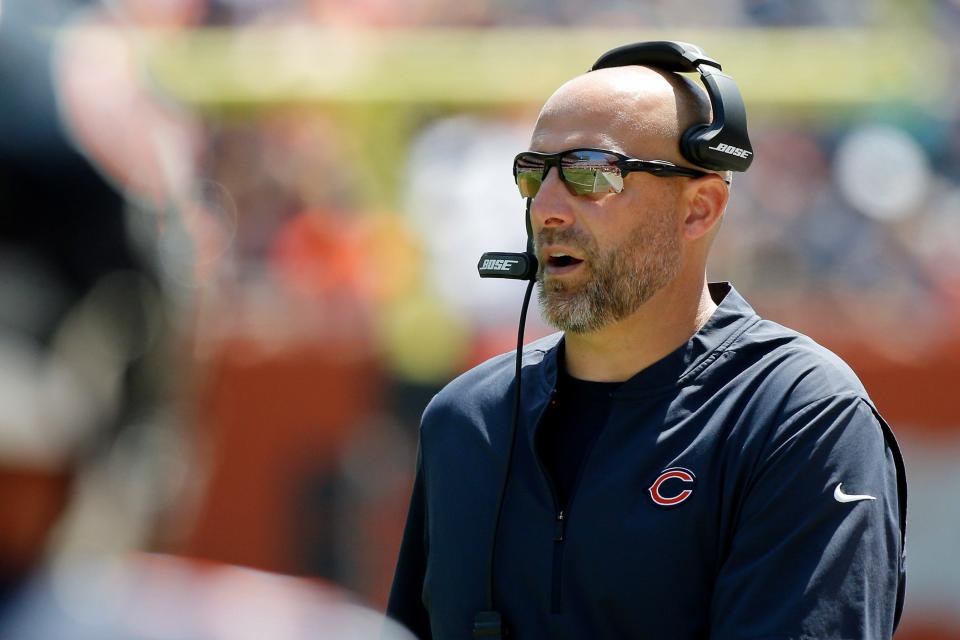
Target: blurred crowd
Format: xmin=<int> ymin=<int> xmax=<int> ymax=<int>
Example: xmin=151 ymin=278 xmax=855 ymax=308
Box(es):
xmin=2 ymin=0 xmax=960 ymax=638
xmin=194 ymin=0 xmax=959 ymax=28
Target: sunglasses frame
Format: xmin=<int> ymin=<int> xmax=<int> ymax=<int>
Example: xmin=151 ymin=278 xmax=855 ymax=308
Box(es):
xmin=513 ymin=147 xmax=713 ymax=198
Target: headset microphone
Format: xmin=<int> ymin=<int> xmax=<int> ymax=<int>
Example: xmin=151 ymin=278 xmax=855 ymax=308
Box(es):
xmin=477 ymin=200 xmax=539 ymax=281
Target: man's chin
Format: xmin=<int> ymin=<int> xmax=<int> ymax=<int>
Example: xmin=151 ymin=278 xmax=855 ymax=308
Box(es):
xmin=540 ymin=293 xmax=599 ymax=333
xmin=542 ymin=312 xmax=603 ymax=335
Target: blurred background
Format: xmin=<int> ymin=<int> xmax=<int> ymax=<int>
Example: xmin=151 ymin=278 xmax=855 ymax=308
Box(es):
xmin=1 ymin=0 xmax=958 ymax=637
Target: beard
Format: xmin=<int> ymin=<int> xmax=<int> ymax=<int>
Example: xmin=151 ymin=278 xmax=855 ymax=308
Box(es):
xmin=535 ymin=208 xmax=681 ymax=334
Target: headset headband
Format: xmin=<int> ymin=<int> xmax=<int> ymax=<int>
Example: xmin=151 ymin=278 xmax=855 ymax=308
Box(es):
xmin=590 ymin=41 xmax=754 ymax=173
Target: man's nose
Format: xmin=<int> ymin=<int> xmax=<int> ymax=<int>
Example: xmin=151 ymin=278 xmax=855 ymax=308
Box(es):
xmin=529 ymin=168 xmax=575 ymax=230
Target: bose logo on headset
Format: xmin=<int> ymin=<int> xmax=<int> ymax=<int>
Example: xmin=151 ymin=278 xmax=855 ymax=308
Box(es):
xmin=481 ymin=258 xmax=520 ymax=271
xmin=708 ymin=143 xmax=752 ymax=159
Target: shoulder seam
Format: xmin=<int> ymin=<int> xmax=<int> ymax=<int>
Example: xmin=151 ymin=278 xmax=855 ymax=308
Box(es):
xmin=775 ymin=391 xmax=872 ymax=430
xmin=678 ymin=315 xmax=762 ymax=385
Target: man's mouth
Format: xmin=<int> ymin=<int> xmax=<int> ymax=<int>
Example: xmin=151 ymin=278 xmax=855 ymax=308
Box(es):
xmin=544 ymin=252 xmax=585 ymax=275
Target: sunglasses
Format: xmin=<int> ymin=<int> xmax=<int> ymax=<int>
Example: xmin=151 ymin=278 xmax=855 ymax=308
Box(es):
xmin=513 ymin=148 xmax=711 ymax=198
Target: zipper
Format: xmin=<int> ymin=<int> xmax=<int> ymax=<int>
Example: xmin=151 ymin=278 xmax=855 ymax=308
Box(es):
xmin=551 ymin=510 xmax=566 ymax=613
xmin=532 ymin=388 xmax=566 ymax=614
xmin=535 ymin=387 xmax=617 ymax=616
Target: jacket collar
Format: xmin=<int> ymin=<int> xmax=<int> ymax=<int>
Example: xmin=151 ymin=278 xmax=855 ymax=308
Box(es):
xmin=527 ymin=282 xmax=759 ymax=398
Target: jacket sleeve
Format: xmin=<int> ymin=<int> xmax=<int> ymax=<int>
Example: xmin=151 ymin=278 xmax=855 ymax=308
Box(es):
xmin=387 ymin=450 xmax=431 ymax=640
xmin=710 ymin=395 xmax=905 ymax=640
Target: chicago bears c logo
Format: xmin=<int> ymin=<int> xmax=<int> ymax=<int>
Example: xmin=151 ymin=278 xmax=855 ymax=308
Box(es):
xmin=648 ymin=467 xmax=696 ymax=507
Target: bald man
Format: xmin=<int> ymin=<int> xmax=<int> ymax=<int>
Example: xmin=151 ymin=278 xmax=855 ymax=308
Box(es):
xmin=388 ymin=54 xmax=905 ymax=640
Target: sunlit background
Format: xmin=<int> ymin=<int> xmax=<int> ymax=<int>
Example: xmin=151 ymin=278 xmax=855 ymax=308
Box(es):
xmin=2 ymin=0 xmax=959 ymax=637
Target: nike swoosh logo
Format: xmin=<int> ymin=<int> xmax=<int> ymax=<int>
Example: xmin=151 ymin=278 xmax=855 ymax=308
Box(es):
xmin=834 ymin=483 xmax=876 ymax=503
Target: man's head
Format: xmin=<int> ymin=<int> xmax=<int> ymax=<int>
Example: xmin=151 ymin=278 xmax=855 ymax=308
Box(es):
xmin=527 ymin=65 xmax=730 ymax=334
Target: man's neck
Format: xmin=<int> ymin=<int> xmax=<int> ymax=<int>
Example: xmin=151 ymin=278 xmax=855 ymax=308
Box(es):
xmin=563 ymin=278 xmax=718 ymax=383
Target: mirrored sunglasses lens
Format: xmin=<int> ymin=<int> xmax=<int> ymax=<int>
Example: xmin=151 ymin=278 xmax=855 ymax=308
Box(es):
xmin=516 ymin=170 xmax=543 ymax=197
xmin=562 ymin=168 xmax=623 ymax=195
xmin=515 ymin=153 xmax=546 ymax=197
xmin=561 ymin=151 xmax=624 ymax=195
xmin=562 ymin=167 xmax=598 ymax=194
xmin=560 ymin=150 xmax=623 ymax=195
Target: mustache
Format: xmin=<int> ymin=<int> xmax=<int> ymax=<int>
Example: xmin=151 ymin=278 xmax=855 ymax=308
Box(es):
xmin=534 ymin=227 xmax=597 ymax=258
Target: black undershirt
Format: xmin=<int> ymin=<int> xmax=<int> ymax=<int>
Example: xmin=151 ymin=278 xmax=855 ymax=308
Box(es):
xmin=535 ymin=363 xmax=620 ymax=511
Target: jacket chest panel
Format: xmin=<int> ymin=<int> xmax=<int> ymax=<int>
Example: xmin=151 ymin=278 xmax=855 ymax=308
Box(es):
xmin=491 ymin=400 xmax=724 ymax=626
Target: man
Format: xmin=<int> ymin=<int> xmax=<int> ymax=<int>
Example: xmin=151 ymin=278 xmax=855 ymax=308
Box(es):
xmin=388 ymin=46 xmax=906 ymax=639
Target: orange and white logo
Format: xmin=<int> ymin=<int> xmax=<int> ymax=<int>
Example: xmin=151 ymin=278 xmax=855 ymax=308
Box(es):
xmin=648 ymin=467 xmax=696 ymax=507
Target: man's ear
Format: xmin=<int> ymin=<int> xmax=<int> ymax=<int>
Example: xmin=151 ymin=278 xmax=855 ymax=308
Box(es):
xmin=680 ymin=176 xmax=728 ymax=241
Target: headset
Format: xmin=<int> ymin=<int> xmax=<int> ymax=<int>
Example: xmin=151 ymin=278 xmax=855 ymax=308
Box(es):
xmin=592 ymin=41 xmax=753 ymax=172
xmin=472 ymin=41 xmax=753 ymax=639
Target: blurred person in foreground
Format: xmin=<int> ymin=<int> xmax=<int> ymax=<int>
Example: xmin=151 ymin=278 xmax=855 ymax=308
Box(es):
xmin=0 ymin=3 xmax=411 ymax=638
xmin=388 ymin=43 xmax=906 ymax=639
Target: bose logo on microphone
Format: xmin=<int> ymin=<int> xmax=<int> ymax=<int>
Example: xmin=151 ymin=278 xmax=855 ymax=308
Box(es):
xmin=708 ymin=143 xmax=752 ymax=159
xmin=481 ymin=258 xmax=520 ymax=271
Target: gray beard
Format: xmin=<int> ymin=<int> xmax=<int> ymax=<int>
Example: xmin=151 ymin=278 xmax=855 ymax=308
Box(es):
xmin=535 ymin=216 xmax=680 ymax=334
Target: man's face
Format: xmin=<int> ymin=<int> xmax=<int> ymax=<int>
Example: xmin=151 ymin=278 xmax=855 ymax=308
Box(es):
xmin=529 ymin=93 xmax=685 ymax=334
xmin=534 ymin=196 xmax=680 ymax=334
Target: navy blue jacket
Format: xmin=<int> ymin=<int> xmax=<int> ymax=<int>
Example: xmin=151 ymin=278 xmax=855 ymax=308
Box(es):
xmin=388 ymin=283 xmax=907 ymax=639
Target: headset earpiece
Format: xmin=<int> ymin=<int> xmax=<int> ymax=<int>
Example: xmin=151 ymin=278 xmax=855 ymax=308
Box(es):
xmin=590 ymin=41 xmax=754 ymax=173
xmin=680 ymin=123 xmax=716 ymax=166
